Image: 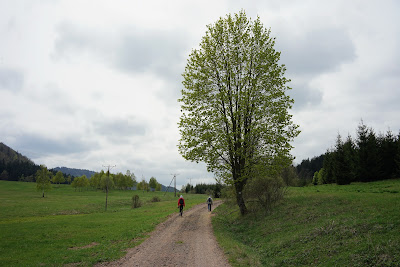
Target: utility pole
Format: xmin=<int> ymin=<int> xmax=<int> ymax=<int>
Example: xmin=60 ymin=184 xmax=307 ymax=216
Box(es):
xmin=171 ymin=173 xmax=179 ymax=197
xmin=142 ymin=175 xmax=145 ymax=194
xmin=187 ymin=177 xmax=192 ymax=193
xmin=102 ymin=164 xmax=116 ymax=211
xmin=164 ymin=173 xmax=179 ymax=197
xmin=164 ymin=175 xmax=174 ymax=196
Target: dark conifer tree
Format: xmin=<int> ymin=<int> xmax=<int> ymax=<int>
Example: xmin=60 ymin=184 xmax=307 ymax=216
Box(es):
xmin=356 ymin=121 xmax=381 ymax=182
xmin=295 ymin=155 xmax=324 ymax=185
xmin=322 ymin=150 xmax=336 ymax=184
xmin=343 ymin=135 xmax=357 ymax=182
xmin=334 ymin=134 xmax=353 ymax=185
xmin=395 ymin=133 xmax=400 ymax=177
xmin=378 ymin=130 xmax=398 ymax=179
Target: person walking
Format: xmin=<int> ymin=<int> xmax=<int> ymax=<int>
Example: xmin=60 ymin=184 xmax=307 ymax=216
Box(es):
xmin=178 ymin=195 xmax=185 ymax=216
xmin=207 ymin=196 xmax=213 ymax=212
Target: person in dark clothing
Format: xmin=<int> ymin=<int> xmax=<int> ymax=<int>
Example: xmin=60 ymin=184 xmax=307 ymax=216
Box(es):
xmin=207 ymin=196 xmax=213 ymax=211
xmin=178 ymin=195 xmax=185 ymax=216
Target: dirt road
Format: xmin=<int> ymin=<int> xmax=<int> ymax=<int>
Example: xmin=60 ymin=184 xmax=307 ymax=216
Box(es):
xmin=96 ymin=201 xmax=231 ymax=267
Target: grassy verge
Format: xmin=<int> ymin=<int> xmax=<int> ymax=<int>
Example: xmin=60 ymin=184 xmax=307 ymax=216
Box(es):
xmin=212 ymin=179 xmax=400 ymax=266
xmin=0 ymin=181 xmax=206 ymax=266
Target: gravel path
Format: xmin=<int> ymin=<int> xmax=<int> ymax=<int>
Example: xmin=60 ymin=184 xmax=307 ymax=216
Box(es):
xmin=96 ymin=201 xmax=231 ymax=267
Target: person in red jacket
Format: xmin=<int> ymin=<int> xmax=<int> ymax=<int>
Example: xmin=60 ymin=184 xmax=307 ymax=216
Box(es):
xmin=177 ymin=195 xmax=185 ymax=216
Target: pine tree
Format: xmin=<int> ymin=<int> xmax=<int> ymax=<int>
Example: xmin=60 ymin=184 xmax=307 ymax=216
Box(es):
xmin=394 ymin=132 xmax=400 ymax=177
xmin=378 ymin=130 xmax=398 ymax=179
xmin=334 ymin=134 xmax=352 ymax=185
xmin=322 ymin=150 xmax=336 ymax=184
xmin=356 ymin=121 xmax=381 ymax=182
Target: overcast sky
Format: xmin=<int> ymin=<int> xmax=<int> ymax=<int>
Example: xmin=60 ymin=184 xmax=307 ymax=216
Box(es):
xmin=1 ymin=0 xmax=399 ymax=188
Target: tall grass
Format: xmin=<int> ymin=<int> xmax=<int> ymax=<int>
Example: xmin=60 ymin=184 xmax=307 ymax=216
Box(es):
xmin=213 ymin=179 xmax=400 ymax=266
xmin=0 ymin=181 xmax=206 ymax=266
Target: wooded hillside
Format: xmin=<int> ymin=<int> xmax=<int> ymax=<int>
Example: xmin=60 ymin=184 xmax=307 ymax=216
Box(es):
xmin=0 ymin=142 xmax=39 ymax=181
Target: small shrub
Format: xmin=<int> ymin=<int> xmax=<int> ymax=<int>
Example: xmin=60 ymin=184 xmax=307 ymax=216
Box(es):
xmin=220 ymin=186 xmax=237 ymax=206
xmin=244 ymin=175 xmax=286 ymax=213
xmin=132 ymin=195 xmax=142 ymax=208
xmin=150 ymin=196 xmax=161 ymax=202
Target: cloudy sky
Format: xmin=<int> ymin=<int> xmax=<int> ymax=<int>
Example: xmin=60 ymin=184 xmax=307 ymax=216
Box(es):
xmin=1 ymin=0 xmax=399 ymax=188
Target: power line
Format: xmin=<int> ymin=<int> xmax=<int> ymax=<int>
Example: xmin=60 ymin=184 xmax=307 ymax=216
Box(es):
xmin=102 ymin=164 xmax=116 ymax=174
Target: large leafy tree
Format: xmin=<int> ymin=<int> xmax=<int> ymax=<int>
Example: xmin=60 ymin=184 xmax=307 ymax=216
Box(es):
xmin=113 ymin=172 xmax=125 ymax=189
xmin=90 ymin=171 xmax=103 ymax=190
xmin=126 ymin=170 xmax=137 ymax=188
xmin=155 ymin=182 xmax=162 ymax=191
xmin=52 ymin=171 xmax=65 ymax=187
xmin=178 ymin=11 xmax=299 ymax=215
xmin=149 ymin=176 xmax=158 ymax=191
xmin=77 ymin=175 xmax=90 ymax=190
xmin=36 ymin=165 xmax=52 ymax=197
xmin=101 ymin=172 xmax=114 ymax=211
xmin=137 ymin=178 xmax=149 ymax=192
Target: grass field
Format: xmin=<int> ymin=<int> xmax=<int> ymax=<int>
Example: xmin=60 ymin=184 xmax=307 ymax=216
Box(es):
xmin=0 ymin=181 xmax=206 ymax=266
xmin=213 ymin=179 xmax=400 ymax=266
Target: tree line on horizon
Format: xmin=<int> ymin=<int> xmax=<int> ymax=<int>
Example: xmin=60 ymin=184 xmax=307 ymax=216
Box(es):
xmin=296 ymin=121 xmax=400 ymax=185
xmin=71 ymin=169 xmax=138 ymax=191
xmin=0 ymin=142 xmax=219 ymax=196
xmin=4 ymin=120 xmax=400 ymax=193
xmin=181 ymin=182 xmax=224 ymax=198
xmin=35 ymin=166 xmax=166 ymax=197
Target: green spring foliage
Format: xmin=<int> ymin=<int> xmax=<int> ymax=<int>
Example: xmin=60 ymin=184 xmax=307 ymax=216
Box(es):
xmin=213 ymin=179 xmax=400 ymax=266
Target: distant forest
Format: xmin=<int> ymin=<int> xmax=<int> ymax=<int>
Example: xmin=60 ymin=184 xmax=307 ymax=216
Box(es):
xmin=53 ymin=167 xmax=95 ymax=178
xmin=295 ymin=121 xmax=400 ymax=185
xmin=182 ymin=182 xmax=224 ymax=198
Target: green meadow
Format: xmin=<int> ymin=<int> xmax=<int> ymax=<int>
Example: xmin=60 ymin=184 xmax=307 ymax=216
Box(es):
xmin=2 ymin=180 xmax=400 ymax=266
xmin=213 ymin=179 xmax=400 ymax=266
xmin=0 ymin=181 xmax=206 ymax=266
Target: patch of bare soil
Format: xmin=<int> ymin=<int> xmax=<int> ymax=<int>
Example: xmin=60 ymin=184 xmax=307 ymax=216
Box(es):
xmin=96 ymin=201 xmax=231 ymax=267
xmin=69 ymin=242 xmax=99 ymax=250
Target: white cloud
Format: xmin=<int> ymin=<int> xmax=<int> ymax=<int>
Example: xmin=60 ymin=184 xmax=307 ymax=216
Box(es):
xmin=0 ymin=68 xmax=24 ymax=91
xmin=1 ymin=0 xmax=399 ymax=186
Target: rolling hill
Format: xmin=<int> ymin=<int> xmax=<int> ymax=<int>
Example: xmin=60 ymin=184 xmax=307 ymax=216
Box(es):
xmin=53 ymin=166 xmax=96 ymax=178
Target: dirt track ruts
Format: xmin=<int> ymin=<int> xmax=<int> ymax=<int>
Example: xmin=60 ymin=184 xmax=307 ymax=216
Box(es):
xmin=96 ymin=201 xmax=231 ymax=267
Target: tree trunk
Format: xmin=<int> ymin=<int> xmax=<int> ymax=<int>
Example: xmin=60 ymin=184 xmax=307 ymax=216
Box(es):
xmin=233 ymin=153 xmax=248 ymax=215
xmin=236 ymin=192 xmax=247 ymax=215
xmin=105 ymin=186 xmax=108 ymax=211
xmin=235 ymin=179 xmax=248 ymax=215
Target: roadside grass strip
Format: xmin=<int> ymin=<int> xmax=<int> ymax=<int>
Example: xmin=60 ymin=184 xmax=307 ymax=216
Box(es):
xmin=212 ymin=179 xmax=400 ymax=266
